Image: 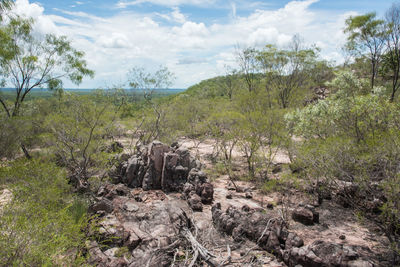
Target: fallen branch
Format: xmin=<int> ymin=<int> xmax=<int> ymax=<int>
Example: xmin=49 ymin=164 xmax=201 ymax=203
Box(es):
xmin=182 ymin=227 xmax=219 ymax=267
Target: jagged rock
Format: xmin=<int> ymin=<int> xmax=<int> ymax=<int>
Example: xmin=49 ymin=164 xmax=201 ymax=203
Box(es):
xmin=210 ymin=203 xmax=367 ymax=267
xmin=97 ymin=183 xmax=131 ymax=200
xmin=161 ymin=152 xmax=188 ymax=192
xmin=283 ymin=240 xmax=365 ymax=267
xmin=108 ymin=141 xmax=213 ymax=211
xmin=187 ymin=192 xmax=203 ymax=211
xmin=88 ymin=191 xmax=190 ymax=266
xmin=285 ymin=232 xmax=304 ymax=250
xmin=198 ymin=182 xmax=214 ymax=204
xmin=211 ymin=203 xmax=302 ymax=257
xmin=188 ymin=168 xmax=207 ymax=185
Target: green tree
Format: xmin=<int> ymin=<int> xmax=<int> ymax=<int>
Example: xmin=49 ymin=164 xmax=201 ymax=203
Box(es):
xmin=0 ymin=17 xmax=94 ymax=158
xmin=345 ymin=12 xmax=385 ymax=89
xmin=256 ymin=36 xmax=319 ymax=108
xmin=236 ymin=46 xmax=258 ymax=92
xmin=384 ymin=4 xmax=400 ymax=101
xmin=45 ymin=95 xmax=115 ymax=191
xmin=127 ymin=66 xmax=175 ymax=143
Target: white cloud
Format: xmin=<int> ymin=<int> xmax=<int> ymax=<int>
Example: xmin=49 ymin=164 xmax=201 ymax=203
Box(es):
xmin=10 ymin=0 xmax=355 ymax=88
xmin=116 ymin=0 xmax=215 ymax=8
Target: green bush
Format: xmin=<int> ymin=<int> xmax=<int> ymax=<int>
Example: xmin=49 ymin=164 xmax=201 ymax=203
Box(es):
xmin=0 ymin=159 xmax=88 ymax=266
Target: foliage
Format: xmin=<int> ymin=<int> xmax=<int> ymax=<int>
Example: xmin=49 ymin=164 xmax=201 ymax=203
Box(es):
xmin=256 ymin=36 xmax=320 ymax=108
xmin=286 ymin=71 xmax=400 ymax=260
xmin=344 ymin=12 xmax=385 ymax=88
xmin=126 ymin=66 xmax=175 ymax=144
xmin=0 ymin=16 xmax=93 ymax=159
xmin=44 ymin=94 xmax=116 ymax=188
xmin=0 ymin=159 xmax=88 ymax=266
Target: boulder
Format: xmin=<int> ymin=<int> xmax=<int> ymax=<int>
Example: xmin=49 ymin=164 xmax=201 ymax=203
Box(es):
xmin=292 ymin=206 xmax=319 ymax=225
xmin=187 ymin=192 xmax=203 ymax=211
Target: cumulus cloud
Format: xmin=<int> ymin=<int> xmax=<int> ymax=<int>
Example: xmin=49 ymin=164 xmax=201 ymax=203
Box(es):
xmin=10 ymin=0 xmax=354 ymax=88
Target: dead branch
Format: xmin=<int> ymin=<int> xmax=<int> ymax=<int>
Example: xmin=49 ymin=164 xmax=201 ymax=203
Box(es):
xmin=182 ymin=227 xmax=219 ymax=267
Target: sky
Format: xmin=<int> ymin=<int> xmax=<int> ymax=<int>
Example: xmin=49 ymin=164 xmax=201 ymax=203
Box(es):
xmin=9 ymin=0 xmax=396 ymax=89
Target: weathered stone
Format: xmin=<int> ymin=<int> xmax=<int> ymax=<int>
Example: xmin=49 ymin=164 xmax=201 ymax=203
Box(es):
xmin=188 ymin=193 xmax=203 ymax=211
xmin=90 ymin=198 xmax=114 ymax=214
xmin=123 ymin=201 xmax=139 ymax=212
xmin=245 ymin=191 xmax=253 ymax=199
xmin=199 ymin=182 xmax=214 ymax=204
xmin=292 ymin=207 xmax=317 ymax=225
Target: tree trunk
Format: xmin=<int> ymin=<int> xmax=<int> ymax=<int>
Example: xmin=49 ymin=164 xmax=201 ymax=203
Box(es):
xmin=21 ymin=144 xmax=31 ymax=160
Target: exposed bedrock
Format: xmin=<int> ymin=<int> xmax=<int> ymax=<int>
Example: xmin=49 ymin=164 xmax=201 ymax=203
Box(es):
xmin=211 ymin=203 xmax=373 ymax=267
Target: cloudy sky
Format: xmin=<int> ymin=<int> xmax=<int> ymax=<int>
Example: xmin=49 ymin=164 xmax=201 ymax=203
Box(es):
xmin=10 ymin=0 xmax=395 ymax=88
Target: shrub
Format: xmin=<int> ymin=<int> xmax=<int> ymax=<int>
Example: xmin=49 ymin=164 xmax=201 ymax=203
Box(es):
xmin=0 ymin=159 xmax=88 ymax=266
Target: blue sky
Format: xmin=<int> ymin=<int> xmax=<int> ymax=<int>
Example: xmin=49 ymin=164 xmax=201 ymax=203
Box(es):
xmin=10 ymin=0 xmax=396 ymax=88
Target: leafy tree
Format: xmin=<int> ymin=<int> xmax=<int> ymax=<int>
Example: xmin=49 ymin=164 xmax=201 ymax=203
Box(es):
xmin=0 ymin=17 xmax=94 ymax=158
xmin=257 ymin=36 xmax=319 ymax=108
xmin=127 ymin=66 xmax=175 ymax=143
xmin=345 ymin=12 xmax=385 ymax=88
xmin=384 ymin=4 xmax=400 ymax=101
xmin=236 ymin=46 xmax=258 ymax=92
xmin=44 ymin=95 xmax=115 ymax=191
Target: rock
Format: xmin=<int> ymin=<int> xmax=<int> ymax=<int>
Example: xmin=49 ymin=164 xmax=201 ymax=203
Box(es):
xmin=272 ymin=164 xmax=282 ymax=174
xmin=227 ymin=182 xmax=236 ymax=191
xmin=199 ymin=182 xmax=214 ymax=204
xmin=285 ymin=232 xmax=304 ymax=250
xmin=187 ymin=168 xmax=207 ymax=185
xmin=292 ymin=206 xmax=319 ymax=225
xmin=90 ymin=198 xmax=114 ymax=214
xmin=142 ymin=141 xmax=171 ymax=190
xmin=170 ymin=141 xmax=179 ymax=148
xmin=87 ymin=241 xmax=108 ymax=266
xmin=285 ymin=240 xmax=365 ymax=267
xmin=88 ymin=193 xmax=189 ymax=267
xmin=123 ymin=201 xmax=139 ymax=212
xmin=211 ymin=203 xmax=292 ymax=258
xmin=188 ymin=193 xmax=203 ymax=211
xmin=109 ymin=141 xmax=214 ymax=210
xmin=348 ymin=260 xmax=374 ymax=267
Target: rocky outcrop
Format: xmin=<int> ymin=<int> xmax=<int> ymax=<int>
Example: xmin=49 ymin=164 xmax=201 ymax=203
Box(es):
xmin=211 ymin=203 xmax=371 ymax=267
xmin=211 ymin=203 xmax=302 ymax=256
xmin=109 ymin=141 xmax=213 ymax=211
xmin=88 ymin=184 xmax=191 ymax=267
xmin=283 ymin=240 xmax=373 ymax=267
